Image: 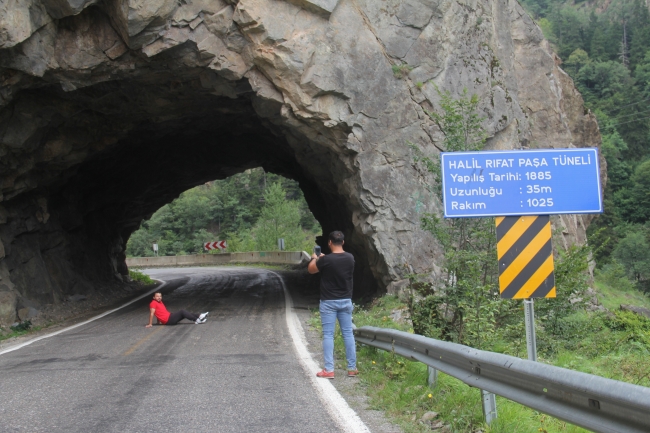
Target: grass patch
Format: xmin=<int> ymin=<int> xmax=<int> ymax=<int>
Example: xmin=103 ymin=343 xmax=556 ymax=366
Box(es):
xmin=392 ymin=63 xmax=413 ymax=79
xmin=311 ymin=292 xmax=650 ymax=432
xmin=0 ymin=321 xmax=44 ymax=343
xmin=594 ymin=279 xmax=650 ymax=311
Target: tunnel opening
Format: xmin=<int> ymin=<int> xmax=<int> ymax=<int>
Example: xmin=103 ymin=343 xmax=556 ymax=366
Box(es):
xmin=0 ymin=39 xmax=383 ymax=319
xmin=124 ymin=168 xmax=323 ymax=257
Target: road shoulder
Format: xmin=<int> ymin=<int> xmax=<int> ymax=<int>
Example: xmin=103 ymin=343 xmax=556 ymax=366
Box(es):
xmin=281 ymin=270 xmax=403 ymax=433
xmin=0 ymin=281 xmax=161 ymax=353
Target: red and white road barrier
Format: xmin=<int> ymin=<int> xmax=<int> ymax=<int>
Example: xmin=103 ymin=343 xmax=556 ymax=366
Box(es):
xmin=204 ymin=241 xmax=227 ymax=251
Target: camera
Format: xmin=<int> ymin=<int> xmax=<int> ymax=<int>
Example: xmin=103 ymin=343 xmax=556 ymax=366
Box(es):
xmin=313 ymin=246 xmax=321 ymax=256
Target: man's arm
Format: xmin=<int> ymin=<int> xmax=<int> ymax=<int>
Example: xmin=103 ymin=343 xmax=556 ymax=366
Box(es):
xmin=145 ymin=308 xmax=155 ymax=328
xmin=308 ymin=253 xmax=324 ymax=274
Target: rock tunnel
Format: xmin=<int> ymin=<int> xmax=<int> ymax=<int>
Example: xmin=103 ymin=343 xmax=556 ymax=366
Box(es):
xmin=0 ymin=0 xmax=602 ymax=325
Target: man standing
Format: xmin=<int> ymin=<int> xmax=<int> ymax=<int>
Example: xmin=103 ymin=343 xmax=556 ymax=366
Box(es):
xmin=145 ymin=292 xmax=208 ymax=327
xmin=308 ymin=231 xmax=357 ymax=379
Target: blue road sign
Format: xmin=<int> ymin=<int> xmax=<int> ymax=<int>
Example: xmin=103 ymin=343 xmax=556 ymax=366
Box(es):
xmin=441 ymin=148 xmax=603 ymax=218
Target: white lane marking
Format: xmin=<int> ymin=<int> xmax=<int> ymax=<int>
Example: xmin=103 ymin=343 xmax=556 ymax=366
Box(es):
xmin=0 ymin=282 xmax=166 ymax=356
xmin=269 ymin=271 xmax=372 ymax=433
xmin=2 ymin=268 xmax=370 ymax=433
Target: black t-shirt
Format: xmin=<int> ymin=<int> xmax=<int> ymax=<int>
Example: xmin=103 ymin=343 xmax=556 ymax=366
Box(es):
xmin=315 ymin=252 xmax=355 ymax=300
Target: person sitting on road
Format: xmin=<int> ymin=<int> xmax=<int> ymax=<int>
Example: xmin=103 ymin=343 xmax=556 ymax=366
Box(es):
xmin=145 ymin=292 xmax=208 ymax=327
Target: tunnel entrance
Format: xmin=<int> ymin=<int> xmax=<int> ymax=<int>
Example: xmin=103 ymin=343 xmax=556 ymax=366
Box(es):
xmin=0 ymin=51 xmax=385 ymax=319
xmin=0 ymin=0 xmax=601 ymax=325
xmin=124 ymin=168 xmax=322 ymax=257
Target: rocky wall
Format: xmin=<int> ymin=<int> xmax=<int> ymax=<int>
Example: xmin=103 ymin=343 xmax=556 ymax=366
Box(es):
xmin=0 ymin=0 xmax=602 ymax=325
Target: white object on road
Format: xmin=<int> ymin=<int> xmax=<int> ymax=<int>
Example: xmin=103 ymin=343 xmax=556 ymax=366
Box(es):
xmin=270 ymin=271 xmax=372 ymax=433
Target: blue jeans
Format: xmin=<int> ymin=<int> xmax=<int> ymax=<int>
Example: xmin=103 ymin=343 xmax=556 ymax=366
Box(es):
xmin=320 ymin=299 xmax=356 ymax=372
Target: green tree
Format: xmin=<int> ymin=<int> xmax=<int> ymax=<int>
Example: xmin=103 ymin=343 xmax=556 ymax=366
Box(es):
xmin=538 ymin=18 xmax=556 ymax=43
xmin=599 ymin=113 xmax=632 ymax=192
xmin=587 ymin=113 xmax=633 ymax=264
xmin=126 ymin=225 xmax=157 ymax=257
xmin=521 ymin=0 xmax=551 ymax=19
xmin=635 ymin=50 xmax=650 ymax=99
xmin=520 ymin=0 xmax=650 ymax=275
xmin=410 ymin=89 xmax=502 ymax=348
xmin=536 ymin=243 xmax=591 ymax=337
xmin=576 ymin=60 xmax=632 ymax=103
xmin=254 ymin=182 xmax=312 ymax=251
xmin=623 ymin=160 xmax=650 ymax=223
xmin=589 ymin=24 xmax=609 ymax=61
xmin=224 ymin=229 xmax=257 ymax=253
xmin=551 ymin=6 xmax=588 ymax=59
xmin=629 ymin=0 xmax=650 ymax=70
xmin=613 ymin=227 xmax=650 ymax=281
xmin=169 ymin=188 xmax=213 ymax=239
xmin=564 ymin=48 xmax=590 ymax=76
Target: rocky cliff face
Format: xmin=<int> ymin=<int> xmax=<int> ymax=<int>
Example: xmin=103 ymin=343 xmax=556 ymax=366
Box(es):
xmin=0 ymin=0 xmax=601 ymax=325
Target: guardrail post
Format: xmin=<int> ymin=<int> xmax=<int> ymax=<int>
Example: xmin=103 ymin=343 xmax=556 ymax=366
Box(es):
xmin=481 ymin=389 xmax=497 ymax=425
xmin=427 ymin=366 xmax=438 ymax=388
xmin=524 ymin=298 xmax=537 ymax=361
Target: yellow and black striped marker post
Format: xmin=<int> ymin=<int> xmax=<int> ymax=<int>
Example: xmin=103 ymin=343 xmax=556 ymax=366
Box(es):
xmin=495 ymin=215 xmax=555 ymax=299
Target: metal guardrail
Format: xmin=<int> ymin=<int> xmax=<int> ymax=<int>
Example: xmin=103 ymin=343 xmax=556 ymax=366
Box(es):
xmin=354 ymin=326 xmax=650 ymax=433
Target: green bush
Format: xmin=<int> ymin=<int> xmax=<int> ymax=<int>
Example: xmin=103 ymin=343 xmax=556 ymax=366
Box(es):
xmin=129 ymin=269 xmax=154 ymax=285
xmin=10 ymin=320 xmax=31 ymax=332
xmin=607 ymin=310 xmax=650 ymax=346
xmin=409 ymin=295 xmax=444 ymax=339
xmin=595 ymin=260 xmax=637 ymax=291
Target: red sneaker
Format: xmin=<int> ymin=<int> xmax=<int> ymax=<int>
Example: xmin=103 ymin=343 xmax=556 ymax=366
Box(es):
xmin=316 ymin=369 xmax=334 ymax=379
xmin=348 ymin=370 xmax=359 ymax=377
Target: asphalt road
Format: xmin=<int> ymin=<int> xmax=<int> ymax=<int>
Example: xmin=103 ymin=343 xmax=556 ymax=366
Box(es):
xmin=0 ymin=267 xmax=346 ymax=433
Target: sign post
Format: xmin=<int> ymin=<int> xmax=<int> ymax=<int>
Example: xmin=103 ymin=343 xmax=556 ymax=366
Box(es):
xmin=153 ymin=243 xmax=158 ymax=257
xmin=524 ymin=298 xmax=537 ymax=361
xmin=439 ymin=148 xmax=603 ymax=424
xmin=494 ymin=214 xmax=555 ymax=361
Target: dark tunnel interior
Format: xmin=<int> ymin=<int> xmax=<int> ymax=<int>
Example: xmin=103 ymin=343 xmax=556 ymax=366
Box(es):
xmin=0 ymin=64 xmax=379 ymax=308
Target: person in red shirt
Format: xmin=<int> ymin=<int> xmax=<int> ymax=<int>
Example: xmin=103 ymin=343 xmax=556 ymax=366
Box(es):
xmin=145 ymin=292 xmax=208 ymax=327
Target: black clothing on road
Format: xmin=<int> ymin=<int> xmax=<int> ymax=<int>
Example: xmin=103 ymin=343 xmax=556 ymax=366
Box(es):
xmin=166 ymin=310 xmax=199 ymax=325
xmin=315 ymin=252 xmax=355 ymax=300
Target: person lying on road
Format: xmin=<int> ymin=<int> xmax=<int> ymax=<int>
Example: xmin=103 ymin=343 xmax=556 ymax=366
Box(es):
xmin=145 ymin=292 xmax=208 ymax=327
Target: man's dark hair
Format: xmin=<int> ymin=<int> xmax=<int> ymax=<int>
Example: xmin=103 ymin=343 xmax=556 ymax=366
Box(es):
xmin=328 ymin=231 xmax=344 ymax=245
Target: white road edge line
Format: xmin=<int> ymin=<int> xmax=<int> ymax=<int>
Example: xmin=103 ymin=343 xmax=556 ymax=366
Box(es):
xmin=1 ymin=269 xmax=372 ymax=433
xmin=269 ymin=271 xmax=372 ymax=433
xmin=0 ymin=281 xmax=166 ymax=356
